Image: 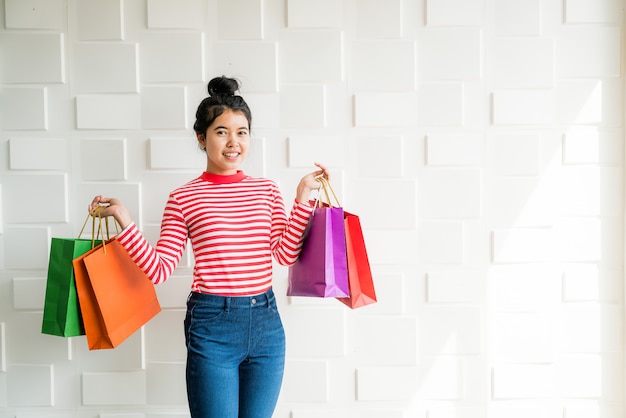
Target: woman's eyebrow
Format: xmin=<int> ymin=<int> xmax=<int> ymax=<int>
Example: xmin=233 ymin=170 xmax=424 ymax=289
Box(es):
xmin=212 ymin=125 xmax=249 ymax=130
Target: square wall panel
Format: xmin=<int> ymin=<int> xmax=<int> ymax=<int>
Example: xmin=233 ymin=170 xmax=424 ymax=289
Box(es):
xmin=418 ymin=221 xmax=464 ymax=264
xmin=418 ymin=169 xmax=482 ymax=218
xmin=149 ymin=137 xmax=204 ymax=170
xmin=564 ymin=262 xmax=621 ymax=300
xmin=351 ymin=41 xmax=416 ymax=91
xmin=417 ymin=28 xmax=482 ymax=80
xmin=280 ymin=84 xmax=325 ymax=128
xmin=417 ymin=83 xmax=464 ymax=126
xmin=79 ymin=138 xmax=127 ymax=181
xmin=141 ymin=86 xmax=188 ymax=129
xmin=82 ymin=371 xmax=147 ymax=405
xmin=354 ymin=92 xmax=418 ymax=128
xmin=492 ymin=228 xmax=554 ymax=263
xmin=490 ymin=38 xmax=554 ymax=89
xmin=282 ymin=360 xmax=329 ymax=402
xmin=562 ymin=304 xmax=622 ymax=352
xmin=494 ymin=0 xmax=541 ymax=36
xmin=288 ymin=135 xmax=346 ymax=168
xmin=140 ymin=32 xmax=204 ymax=83
xmin=214 ymin=42 xmax=278 ymax=92
xmin=425 ymin=134 xmax=483 ymax=166
xmin=217 ymin=0 xmax=263 ymax=40
xmin=7 ymin=312 xmax=70 ymax=364
xmin=279 ymin=30 xmax=343 ymax=82
xmin=426 ymin=270 xmax=484 ymax=303
xmin=76 ymin=95 xmax=141 ymax=130
xmin=9 ymin=138 xmax=68 ymax=170
xmin=5 ymin=0 xmax=65 ymax=29
xmin=426 ymin=0 xmax=482 ymax=26
xmin=356 ymin=136 xmax=403 ymax=178
xmin=144 ymin=311 xmax=186 ymax=362
xmin=491 ymin=133 xmax=540 ymax=176
xmin=356 ymin=0 xmax=403 ymax=38
xmin=282 ymin=308 xmax=345 ymax=358
xmin=3 ymin=173 xmax=68 ymax=223
xmin=4 ymin=227 xmax=50 ymax=270
xmin=558 ymin=167 xmax=622 ymax=217
xmin=487 ymin=177 xmax=558 ymax=227
xmin=556 ymin=79 xmax=621 ymax=127
xmin=7 ymin=364 xmax=53 ymax=406
xmin=0 ymin=33 xmax=64 ymax=83
xmin=351 ymin=180 xmax=417 ymax=229
xmin=357 ymin=367 xmax=419 ymax=401
xmin=492 ymin=90 xmax=554 ymax=125
xmin=288 ymin=0 xmax=343 ymax=28
xmin=354 ymin=317 xmax=417 ymax=365
xmin=419 ymin=306 xmax=483 ymax=354
xmin=12 ymin=277 xmax=46 ymax=310
xmin=147 ymin=0 xmax=204 ymax=28
xmin=492 ymin=365 xmax=555 ymax=399
xmin=563 ymin=127 xmax=600 ymax=164
xmin=146 ymin=362 xmax=187 ymax=405
xmin=565 ymin=0 xmax=622 ymax=23
xmin=74 ymin=43 xmax=139 ymax=93
xmin=493 ymin=313 xmax=554 ymax=363
xmin=489 ymin=265 xmax=562 ymax=312
xmin=0 ymin=87 xmax=48 ymax=130
xmin=77 ymin=0 xmax=124 ymax=40
xmin=556 ymin=26 xmax=621 ymax=78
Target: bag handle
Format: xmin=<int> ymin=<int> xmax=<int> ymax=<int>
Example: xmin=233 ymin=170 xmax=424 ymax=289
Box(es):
xmin=316 ymin=177 xmax=341 ymax=208
xmin=77 ymin=207 xmax=121 ymax=253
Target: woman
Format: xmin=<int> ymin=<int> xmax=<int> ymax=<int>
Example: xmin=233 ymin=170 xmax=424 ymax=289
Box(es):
xmin=89 ymin=76 xmax=329 ymax=417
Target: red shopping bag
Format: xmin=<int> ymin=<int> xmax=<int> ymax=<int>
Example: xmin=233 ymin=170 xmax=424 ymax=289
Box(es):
xmin=336 ymin=211 xmax=377 ymax=309
xmin=73 ymin=217 xmax=161 ymax=350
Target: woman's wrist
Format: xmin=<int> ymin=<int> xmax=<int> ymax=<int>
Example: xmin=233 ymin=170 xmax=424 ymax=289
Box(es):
xmin=113 ymin=206 xmax=132 ymax=229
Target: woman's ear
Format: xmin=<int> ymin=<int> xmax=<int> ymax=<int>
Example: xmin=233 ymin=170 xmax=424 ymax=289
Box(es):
xmin=196 ymin=133 xmax=206 ymax=150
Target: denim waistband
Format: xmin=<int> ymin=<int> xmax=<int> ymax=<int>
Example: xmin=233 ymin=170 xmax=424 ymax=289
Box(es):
xmin=187 ymin=288 xmax=275 ymax=308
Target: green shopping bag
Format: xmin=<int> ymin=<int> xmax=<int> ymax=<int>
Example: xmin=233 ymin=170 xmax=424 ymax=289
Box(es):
xmin=41 ymin=215 xmax=104 ymax=337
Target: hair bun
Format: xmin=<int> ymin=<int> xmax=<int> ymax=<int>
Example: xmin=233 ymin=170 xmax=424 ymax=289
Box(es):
xmin=207 ymin=76 xmax=239 ymax=97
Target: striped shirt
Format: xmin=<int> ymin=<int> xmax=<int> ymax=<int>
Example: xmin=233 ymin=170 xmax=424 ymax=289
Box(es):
xmin=116 ymin=171 xmax=314 ymax=296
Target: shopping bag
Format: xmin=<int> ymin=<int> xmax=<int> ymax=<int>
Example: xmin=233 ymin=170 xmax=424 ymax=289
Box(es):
xmin=73 ymin=211 xmax=161 ymax=350
xmin=287 ymin=178 xmax=349 ymax=298
xmin=41 ymin=238 xmax=100 ymax=337
xmin=41 ymin=214 xmax=103 ymax=337
xmin=336 ymin=211 xmax=377 ymax=309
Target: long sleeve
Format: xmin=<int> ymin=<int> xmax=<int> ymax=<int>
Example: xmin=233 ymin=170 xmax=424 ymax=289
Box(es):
xmin=114 ymin=172 xmax=315 ymax=296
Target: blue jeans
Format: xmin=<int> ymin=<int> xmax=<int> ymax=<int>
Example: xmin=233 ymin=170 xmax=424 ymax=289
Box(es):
xmin=184 ymin=288 xmax=286 ymax=418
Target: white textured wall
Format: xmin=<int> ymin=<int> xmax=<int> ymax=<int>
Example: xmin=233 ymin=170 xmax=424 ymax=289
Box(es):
xmin=0 ymin=0 xmax=624 ymax=417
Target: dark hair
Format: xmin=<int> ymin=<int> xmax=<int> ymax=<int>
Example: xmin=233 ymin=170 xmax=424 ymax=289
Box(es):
xmin=193 ymin=76 xmax=252 ymax=135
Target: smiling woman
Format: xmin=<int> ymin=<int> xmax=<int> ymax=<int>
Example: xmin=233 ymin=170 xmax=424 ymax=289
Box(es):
xmin=86 ymin=76 xmax=330 ymax=418
xmin=194 ymin=77 xmax=253 ymax=176
xmin=197 ymin=108 xmax=250 ymax=175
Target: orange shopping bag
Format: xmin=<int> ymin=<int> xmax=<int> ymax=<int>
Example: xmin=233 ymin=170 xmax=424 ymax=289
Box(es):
xmin=336 ymin=211 xmax=377 ymax=309
xmin=73 ymin=232 xmax=161 ymax=350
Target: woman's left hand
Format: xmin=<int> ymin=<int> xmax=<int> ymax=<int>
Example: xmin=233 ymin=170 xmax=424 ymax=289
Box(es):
xmin=296 ymin=162 xmax=330 ymax=203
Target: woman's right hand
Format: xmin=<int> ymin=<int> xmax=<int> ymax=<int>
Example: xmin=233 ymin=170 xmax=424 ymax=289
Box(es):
xmin=89 ymin=195 xmax=132 ymax=229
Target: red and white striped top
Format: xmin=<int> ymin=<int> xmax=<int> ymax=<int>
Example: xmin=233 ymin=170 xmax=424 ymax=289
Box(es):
xmin=116 ymin=171 xmax=314 ymax=296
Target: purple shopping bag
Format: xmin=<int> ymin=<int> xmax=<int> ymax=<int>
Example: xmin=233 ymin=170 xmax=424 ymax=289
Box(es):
xmin=287 ymin=205 xmax=350 ymax=298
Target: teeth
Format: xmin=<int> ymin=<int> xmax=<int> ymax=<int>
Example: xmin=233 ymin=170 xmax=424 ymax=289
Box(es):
xmin=224 ymin=153 xmax=239 ymax=157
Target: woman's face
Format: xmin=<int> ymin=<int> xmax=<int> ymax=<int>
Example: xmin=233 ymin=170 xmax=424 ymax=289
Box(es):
xmin=197 ymin=109 xmax=250 ymax=175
